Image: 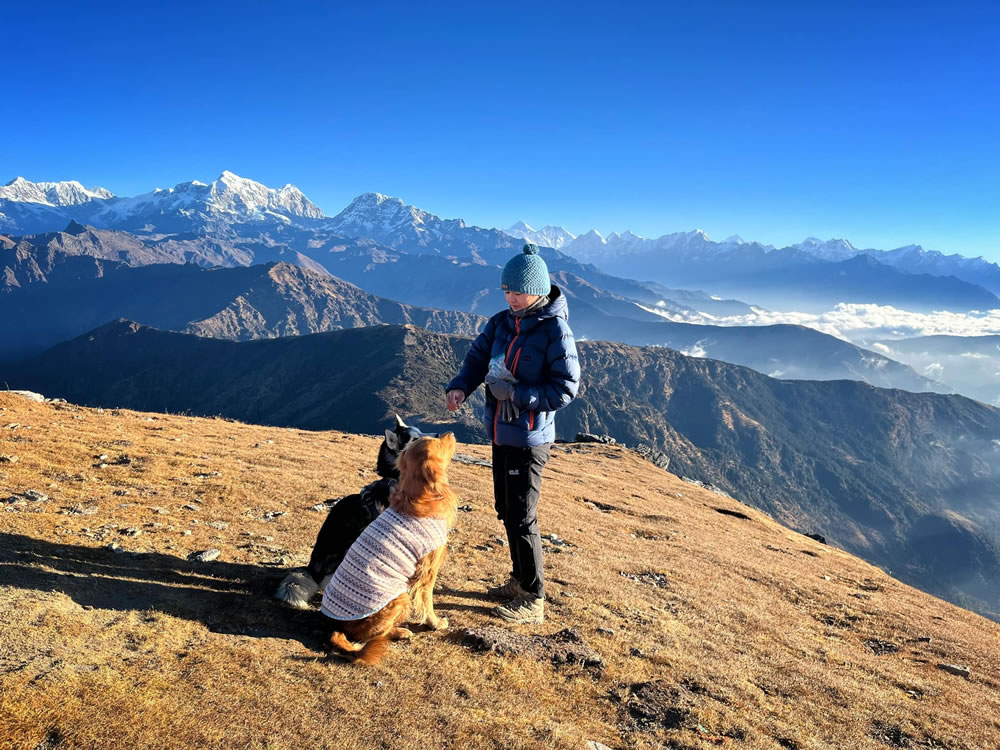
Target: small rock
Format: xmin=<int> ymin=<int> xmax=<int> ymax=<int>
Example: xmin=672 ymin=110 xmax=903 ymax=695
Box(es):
xmin=106 ymin=542 xmax=122 ymax=552
xmin=10 ymin=390 xmax=45 ymax=402
xmin=113 ymin=489 xmax=130 ymax=497
xmin=937 ymin=663 xmax=971 ymax=679
xmin=120 ymin=527 xmax=142 ymax=537
xmin=260 ymin=511 xmax=287 ymax=521
xmin=596 ymin=627 xmax=615 ymax=636
xmin=575 ymin=432 xmax=617 ymax=444
xmin=0 ymin=455 xmax=18 ymax=464
xmin=181 ymin=530 xmax=192 ymax=536
xmin=586 ymin=742 xmax=614 ymax=750
xmin=630 ymin=647 xmax=644 ymax=657
xmin=96 ymin=454 xmax=109 ymax=461
xmin=207 ymin=521 xmax=229 ymax=530
xmin=23 ymin=490 xmax=49 ymax=503
xmin=4 ymin=423 xmax=21 ymax=430
xmin=188 ymin=549 xmax=221 ymax=563
xmin=194 ymin=471 xmax=221 ymax=478
xmin=182 ymin=504 xmax=200 ymax=512
xmin=310 ymin=502 xmax=335 ymax=512
xmin=457 ymin=504 xmax=473 ymax=512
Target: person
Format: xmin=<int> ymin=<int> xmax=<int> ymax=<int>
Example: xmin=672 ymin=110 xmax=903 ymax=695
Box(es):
xmin=445 ymin=243 xmax=580 ymax=624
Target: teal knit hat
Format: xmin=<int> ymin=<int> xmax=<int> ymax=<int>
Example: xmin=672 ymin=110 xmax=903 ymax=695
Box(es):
xmin=501 ymin=244 xmax=551 ymax=296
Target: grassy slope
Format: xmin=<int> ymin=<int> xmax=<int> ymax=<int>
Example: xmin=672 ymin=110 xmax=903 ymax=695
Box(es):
xmin=1 ymin=392 xmax=999 ymax=750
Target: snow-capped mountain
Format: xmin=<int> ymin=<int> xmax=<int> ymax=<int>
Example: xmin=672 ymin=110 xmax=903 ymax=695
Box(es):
xmin=325 ymin=192 xmax=520 ymax=261
xmin=503 ymin=222 xmax=576 ymax=249
xmin=326 ymin=192 xmax=471 ymax=249
xmin=0 ymin=177 xmax=114 ymax=206
xmin=789 ymin=237 xmax=859 ymax=262
xmin=563 ymin=227 xmax=726 ymax=263
xmin=91 ymin=171 xmax=324 ymax=232
xmin=0 ymin=172 xmax=322 ymax=235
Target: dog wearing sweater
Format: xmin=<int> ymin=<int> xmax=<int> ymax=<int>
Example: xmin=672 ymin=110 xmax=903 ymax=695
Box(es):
xmin=323 ymin=432 xmax=458 ymax=666
xmin=274 ymin=415 xmax=438 ymax=610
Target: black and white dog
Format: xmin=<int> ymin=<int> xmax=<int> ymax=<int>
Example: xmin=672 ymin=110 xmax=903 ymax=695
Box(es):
xmin=274 ymin=415 xmax=439 ymax=609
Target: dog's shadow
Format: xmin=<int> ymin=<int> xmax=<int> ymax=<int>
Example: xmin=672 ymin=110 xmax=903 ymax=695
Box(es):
xmin=0 ymin=531 xmax=328 ymax=650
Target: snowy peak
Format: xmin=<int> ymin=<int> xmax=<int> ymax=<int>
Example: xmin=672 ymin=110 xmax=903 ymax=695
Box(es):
xmin=792 ymin=237 xmax=859 ymax=262
xmin=0 ymin=177 xmax=114 ymax=206
xmin=328 ymin=192 xmax=468 ymax=241
xmin=504 ymin=222 xmax=577 ymax=249
xmin=206 ymin=171 xmax=323 ymax=219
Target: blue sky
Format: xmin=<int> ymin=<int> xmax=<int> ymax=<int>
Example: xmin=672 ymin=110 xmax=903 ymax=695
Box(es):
xmin=5 ymin=1 xmax=999 ymax=259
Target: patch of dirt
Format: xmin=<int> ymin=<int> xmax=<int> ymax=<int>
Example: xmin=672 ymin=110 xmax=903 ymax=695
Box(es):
xmin=623 ymin=680 xmax=696 ymax=731
xmin=865 ymin=639 xmax=900 ymax=655
xmin=459 ymin=625 xmax=603 ymax=670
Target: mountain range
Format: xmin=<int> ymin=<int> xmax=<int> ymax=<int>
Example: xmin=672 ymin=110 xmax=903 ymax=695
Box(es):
xmin=4 ymin=174 xmax=998 ymax=311
xmin=1 ymin=222 xmax=948 ymax=395
xmin=8 ymin=320 xmax=1000 ymax=620
xmin=508 ymin=221 xmax=1000 ymax=299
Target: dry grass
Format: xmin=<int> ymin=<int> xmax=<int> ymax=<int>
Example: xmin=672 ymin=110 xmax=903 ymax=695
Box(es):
xmin=1 ymin=391 xmax=999 ymax=750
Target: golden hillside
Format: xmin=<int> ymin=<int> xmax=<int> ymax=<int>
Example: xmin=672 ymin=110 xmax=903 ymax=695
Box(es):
xmin=1 ymin=391 xmax=999 ymax=750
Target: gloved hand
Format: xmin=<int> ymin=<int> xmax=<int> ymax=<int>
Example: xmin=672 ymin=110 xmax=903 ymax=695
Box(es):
xmin=486 ymin=376 xmax=515 ymax=402
xmin=497 ymin=399 xmax=521 ymax=422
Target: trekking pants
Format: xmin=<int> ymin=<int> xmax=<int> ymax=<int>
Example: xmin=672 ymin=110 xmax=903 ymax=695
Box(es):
xmin=491 ymin=443 xmax=551 ymax=599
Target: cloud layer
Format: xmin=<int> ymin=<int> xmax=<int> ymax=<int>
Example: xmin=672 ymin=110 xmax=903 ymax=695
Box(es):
xmin=650 ymin=302 xmax=1000 ymax=341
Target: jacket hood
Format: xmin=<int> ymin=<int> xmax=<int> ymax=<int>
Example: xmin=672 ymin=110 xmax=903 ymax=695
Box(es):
xmin=532 ymin=284 xmax=569 ymax=323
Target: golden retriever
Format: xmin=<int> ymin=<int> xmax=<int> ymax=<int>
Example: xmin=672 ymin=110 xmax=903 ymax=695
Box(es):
xmin=323 ymin=432 xmax=458 ymax=666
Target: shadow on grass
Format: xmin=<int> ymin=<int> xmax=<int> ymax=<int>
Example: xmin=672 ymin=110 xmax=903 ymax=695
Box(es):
xmin=0 ymin=532 xmax=329 ymax=650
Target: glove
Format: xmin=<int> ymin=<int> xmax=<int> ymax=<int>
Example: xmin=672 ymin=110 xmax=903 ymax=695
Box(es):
xmin=497 ymin=400 xmax=521 ymax=422
xmin=486 ymin=376 xmax=515 ymax=401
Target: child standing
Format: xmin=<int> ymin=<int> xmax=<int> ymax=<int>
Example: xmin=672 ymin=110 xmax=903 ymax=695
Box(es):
xmin=445 ymin=244 xmax=580 ymax=623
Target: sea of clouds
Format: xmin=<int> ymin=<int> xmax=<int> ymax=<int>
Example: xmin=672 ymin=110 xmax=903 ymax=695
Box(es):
xmin=647 ymin=302 xmax=1000 ymax=342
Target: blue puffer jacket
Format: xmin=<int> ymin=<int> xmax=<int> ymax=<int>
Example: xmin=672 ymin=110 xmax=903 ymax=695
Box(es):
xmin=446 ymin=285 xmax=580 ymax=447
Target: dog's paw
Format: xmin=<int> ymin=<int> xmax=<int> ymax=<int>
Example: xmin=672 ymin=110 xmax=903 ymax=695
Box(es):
xmin=431 ymin=617 xmax=449 ymax=631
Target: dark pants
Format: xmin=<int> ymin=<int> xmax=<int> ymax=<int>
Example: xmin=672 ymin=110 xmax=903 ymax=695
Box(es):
xmin=491 ymin=443 xmax=550 ymax=599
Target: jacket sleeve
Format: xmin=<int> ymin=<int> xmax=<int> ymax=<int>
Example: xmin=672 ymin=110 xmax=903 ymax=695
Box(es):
xmin=513 ymin=319 xmax=580 ymax=413
xmin=445 ymin=314 xmax=498 ymax=396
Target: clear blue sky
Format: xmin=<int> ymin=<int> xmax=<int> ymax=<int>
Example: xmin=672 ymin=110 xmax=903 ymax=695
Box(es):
xmin=4 ymin=1 xmax=998 ymax=259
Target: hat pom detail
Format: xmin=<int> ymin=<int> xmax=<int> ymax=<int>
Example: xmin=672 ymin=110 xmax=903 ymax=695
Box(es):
xmin=523 ymin=243 xmax=540 ymax=255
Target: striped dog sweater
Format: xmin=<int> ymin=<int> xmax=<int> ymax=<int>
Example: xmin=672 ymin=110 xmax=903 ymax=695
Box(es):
xmin=320 ymin=507 xmax=449 ymax=621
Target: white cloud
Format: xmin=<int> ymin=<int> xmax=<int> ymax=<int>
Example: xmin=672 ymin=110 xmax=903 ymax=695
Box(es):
xmin=680 ymin=341 xmax=709 ymax=358
xmin=639 ymin=302 xmax=1000 ymax=341
xmin=924 ymin=362 xmax=945 ymax=379
xmin=870 ymin=342 xmax=893 ymax=355
xmin=961 ymin=352 xmax=987 ymax=359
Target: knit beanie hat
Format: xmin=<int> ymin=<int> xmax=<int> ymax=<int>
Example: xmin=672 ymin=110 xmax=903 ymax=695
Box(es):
xmin=501 ymin=244 xmax=551 ymax=296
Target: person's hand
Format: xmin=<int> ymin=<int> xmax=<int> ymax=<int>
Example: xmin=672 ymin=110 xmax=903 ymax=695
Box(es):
xmin=446 ymin=389 xmax=465 ymax=412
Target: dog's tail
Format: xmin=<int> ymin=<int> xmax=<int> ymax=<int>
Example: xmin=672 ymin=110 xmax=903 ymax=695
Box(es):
xmin=274 ymin=569 xmax=321 ymax=610
xmin=330 ymin=632 xmax=391 ymax=666
xmin=355 ymin=636 xmax=391 ymax=667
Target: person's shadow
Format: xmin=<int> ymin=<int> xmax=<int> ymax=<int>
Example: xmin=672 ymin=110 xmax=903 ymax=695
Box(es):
xmin=0 ymin=532 xmax=329 ymax=651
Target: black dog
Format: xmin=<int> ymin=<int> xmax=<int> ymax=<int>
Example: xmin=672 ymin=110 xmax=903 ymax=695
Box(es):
xmin=274 ymin=415 xmax=439 ymax=609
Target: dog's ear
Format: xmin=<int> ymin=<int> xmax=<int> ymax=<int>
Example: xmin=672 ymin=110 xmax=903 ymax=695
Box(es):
xmin=395 ymin=413 xmax=409 ymax=430
xmin=384 ymin=429 xmax=401 ymax=452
